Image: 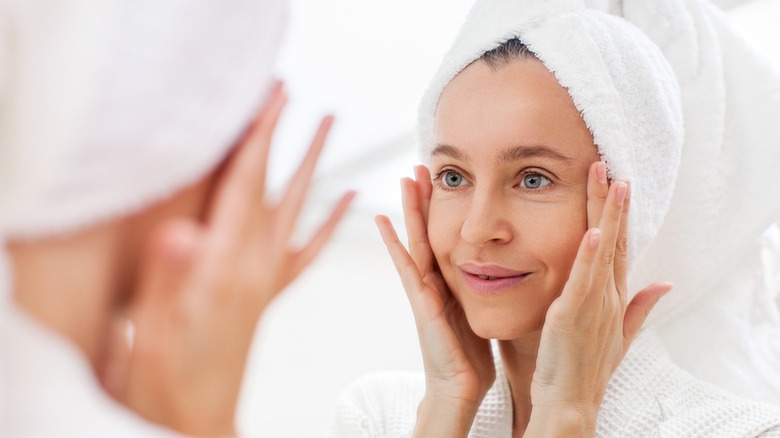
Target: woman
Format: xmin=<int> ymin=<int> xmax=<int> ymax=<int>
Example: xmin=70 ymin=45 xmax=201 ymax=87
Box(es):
xmin=331 ymin=0 xmax=780 ymax=436
xmin=0 ymin=1 xmax=353 ymax=436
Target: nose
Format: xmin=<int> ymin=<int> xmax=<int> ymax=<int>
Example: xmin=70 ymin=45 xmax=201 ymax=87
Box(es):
xmin=460 ymin=186 xmax=513 ymax=247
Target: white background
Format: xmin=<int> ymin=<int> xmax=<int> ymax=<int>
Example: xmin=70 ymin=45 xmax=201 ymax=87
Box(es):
xmin=237 ymin=1 xmax=780 ymax=436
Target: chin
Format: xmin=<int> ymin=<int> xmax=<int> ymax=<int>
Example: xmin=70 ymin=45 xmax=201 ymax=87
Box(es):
xmin=463 ymin=305 xmax=546 ymax=340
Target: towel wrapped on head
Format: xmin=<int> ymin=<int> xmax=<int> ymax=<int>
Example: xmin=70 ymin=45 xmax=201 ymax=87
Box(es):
xmin=0 ymin=0 xmax=288 ymax=308
xmin=0 ymin=0 xmax=288 ymax=239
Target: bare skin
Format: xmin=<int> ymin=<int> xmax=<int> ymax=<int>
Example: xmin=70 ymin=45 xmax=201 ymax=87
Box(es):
xmin=9 ymin=83 xmax=355 ymax=437
xmin=376 ymin=59 xmax=671 ymax=437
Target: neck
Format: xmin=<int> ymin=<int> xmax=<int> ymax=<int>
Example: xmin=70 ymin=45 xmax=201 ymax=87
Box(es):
xmin=498 ymin=330 xmax=542 ymax=437
xmin=8 ymin=223 xmax=126 ymax=370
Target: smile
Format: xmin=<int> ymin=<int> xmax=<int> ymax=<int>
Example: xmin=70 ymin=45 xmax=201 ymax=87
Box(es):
xmin=459 ymin=263 xmax=532 ymax=295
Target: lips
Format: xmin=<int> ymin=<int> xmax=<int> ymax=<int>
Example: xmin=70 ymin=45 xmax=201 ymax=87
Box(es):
xmin=460 ymin=263 xmax=531 ymax=295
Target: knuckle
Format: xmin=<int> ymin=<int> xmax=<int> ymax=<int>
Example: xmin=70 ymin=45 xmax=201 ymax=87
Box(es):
xmin=601 ymin=249 xmax=615 ymax=267
xmin=545 ymin=300 xmax=569 ymax=322
xmin=616 ymin=237 xmax=629 ymax=256
xmin=575 ymin=282 xmax=591 ymax=297
xmin=605 ymin=299 xmax=619 ymax=320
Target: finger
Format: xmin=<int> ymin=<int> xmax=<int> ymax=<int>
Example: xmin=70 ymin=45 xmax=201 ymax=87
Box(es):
xmin=402 ymin=178 xmax=434 ymax=272
xmin=238 ymin=81 xmax=286 ymax=199
xmin=375 ymin=215 xmax=429 ymax=307
xmin=207 ymin=83 xmax=287 ymax=235
xmin=414 ymin=165 xmax=432 ymax=225
xmin=274 ymin=115 xmax=334 ymax=244
xmin=284 ymin=191 xmax=357 ymax=288
xmin=591 ymin=181 xmax=628 ymax=292
xmin=614 ymin=181 xmax=631 ymax=309
xmin=622 ymin=282 xmax=673 ymax=347
xmin=248 ymin=81 xmax=288 ymax=198
xmin=558 ymin=227 xmax=601 ymax=307
xmin=586 ymin=161 xmax=609 ymax=229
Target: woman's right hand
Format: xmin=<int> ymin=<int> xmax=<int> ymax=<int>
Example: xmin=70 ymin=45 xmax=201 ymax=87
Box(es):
xmin=376 ymin=165 xmax=494 ymax=437
xmin=99 ymin=83 xmax=355 ymax=437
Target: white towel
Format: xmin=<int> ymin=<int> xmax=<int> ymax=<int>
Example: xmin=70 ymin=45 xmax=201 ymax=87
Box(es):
xmin=0 ymin=0 xmax=287 ymax=310
xmin=0 ymin=0 xmax=288 ymax=239
xmin=587 ymin=0 xmax=780 ymax=404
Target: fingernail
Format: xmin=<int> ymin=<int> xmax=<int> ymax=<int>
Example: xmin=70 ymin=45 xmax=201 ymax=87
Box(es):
xmin=597 ymin=162 xmax=607 ymax=183
xmin=616 ymin=182 xmax=627 ymax=204
xmin=652 ymin=283 xmax=673 ymax=303
xmin=589 ymin=228 xmax=601 ymax=248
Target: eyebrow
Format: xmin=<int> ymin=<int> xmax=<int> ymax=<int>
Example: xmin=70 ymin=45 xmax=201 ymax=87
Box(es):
xmin=500 ymin=145 xmax=574 ymax=163
xmin=431 ymin=144 xmax=467 ymax=161
xmin=432 ymin=143 xmax=574 ymax=163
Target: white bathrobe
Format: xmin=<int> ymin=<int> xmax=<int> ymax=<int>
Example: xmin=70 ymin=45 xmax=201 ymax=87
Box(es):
xmin=0 ymin=303 xmax=185 ymax=438
xmin=330 ymin=332 xmax=780 ymax=437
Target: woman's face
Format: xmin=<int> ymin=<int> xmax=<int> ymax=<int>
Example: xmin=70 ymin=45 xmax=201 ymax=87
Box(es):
xmin=429 ymin=58 xmax=599 ymax=340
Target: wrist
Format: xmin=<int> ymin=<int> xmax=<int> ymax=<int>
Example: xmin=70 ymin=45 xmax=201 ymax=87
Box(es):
xmin=414 ymin=394 xmax=480 ymax=438
xmin=525 ymin=405 xmax=596 ymax=437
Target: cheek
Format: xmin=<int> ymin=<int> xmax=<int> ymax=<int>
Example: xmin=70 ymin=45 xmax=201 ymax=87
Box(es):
xmin=530 ymin=202 xmax=587 ymax=280
xmin=427 ymin=199 xmax=460 ymax=261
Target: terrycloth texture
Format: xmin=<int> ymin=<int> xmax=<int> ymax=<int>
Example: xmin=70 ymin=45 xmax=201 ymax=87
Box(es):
xmin=330 ymin=332 xmax=780 ymax=437
xmin=417 ymin=0 xmax=684 ymax=266
xmin=0 ymin=302 xmax=187 ymax=437
xmin=0 ymin=0 xmax=288 ymax=238
xmin=579 ymin=0 xmax=780 ymax=404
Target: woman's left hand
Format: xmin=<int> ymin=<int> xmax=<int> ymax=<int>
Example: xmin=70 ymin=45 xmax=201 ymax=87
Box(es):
xmin=526 ymin=162 xmax=671 ymax=436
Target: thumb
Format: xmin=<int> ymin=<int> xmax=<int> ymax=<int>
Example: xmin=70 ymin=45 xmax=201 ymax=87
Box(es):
xmin=623 ymin=282 xmax=673 ymax=348
xmin=134 ymin=219 xmax=203 ymax=307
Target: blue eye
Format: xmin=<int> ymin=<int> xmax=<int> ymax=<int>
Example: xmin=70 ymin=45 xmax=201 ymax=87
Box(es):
xmin=441 ymin=170 xmax=467 ymax=188
xmin=521 ymin=173 xmax=551 ymax=190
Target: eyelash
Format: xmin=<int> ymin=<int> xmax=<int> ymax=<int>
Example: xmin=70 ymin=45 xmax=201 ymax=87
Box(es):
xmin=518 ymin=170 xmax=553 ymax=192
xmin=432 ymin=168 xmax=468 ymax=192
xmin=432 ymin=168 xmax=554 ymax=193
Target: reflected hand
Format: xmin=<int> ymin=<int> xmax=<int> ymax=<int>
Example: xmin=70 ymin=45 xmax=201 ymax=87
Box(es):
xmin=101 ymin=83 xmax=355 ymax=436
xmin=376 ymin=165 xmax=493 ymax=437
xmin=527 ymin=162 xmax=671 ymax=436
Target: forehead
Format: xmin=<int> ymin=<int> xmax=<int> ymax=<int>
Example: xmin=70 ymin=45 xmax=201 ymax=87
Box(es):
xmin=434 ymin=59 xmax=595 ymax=162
